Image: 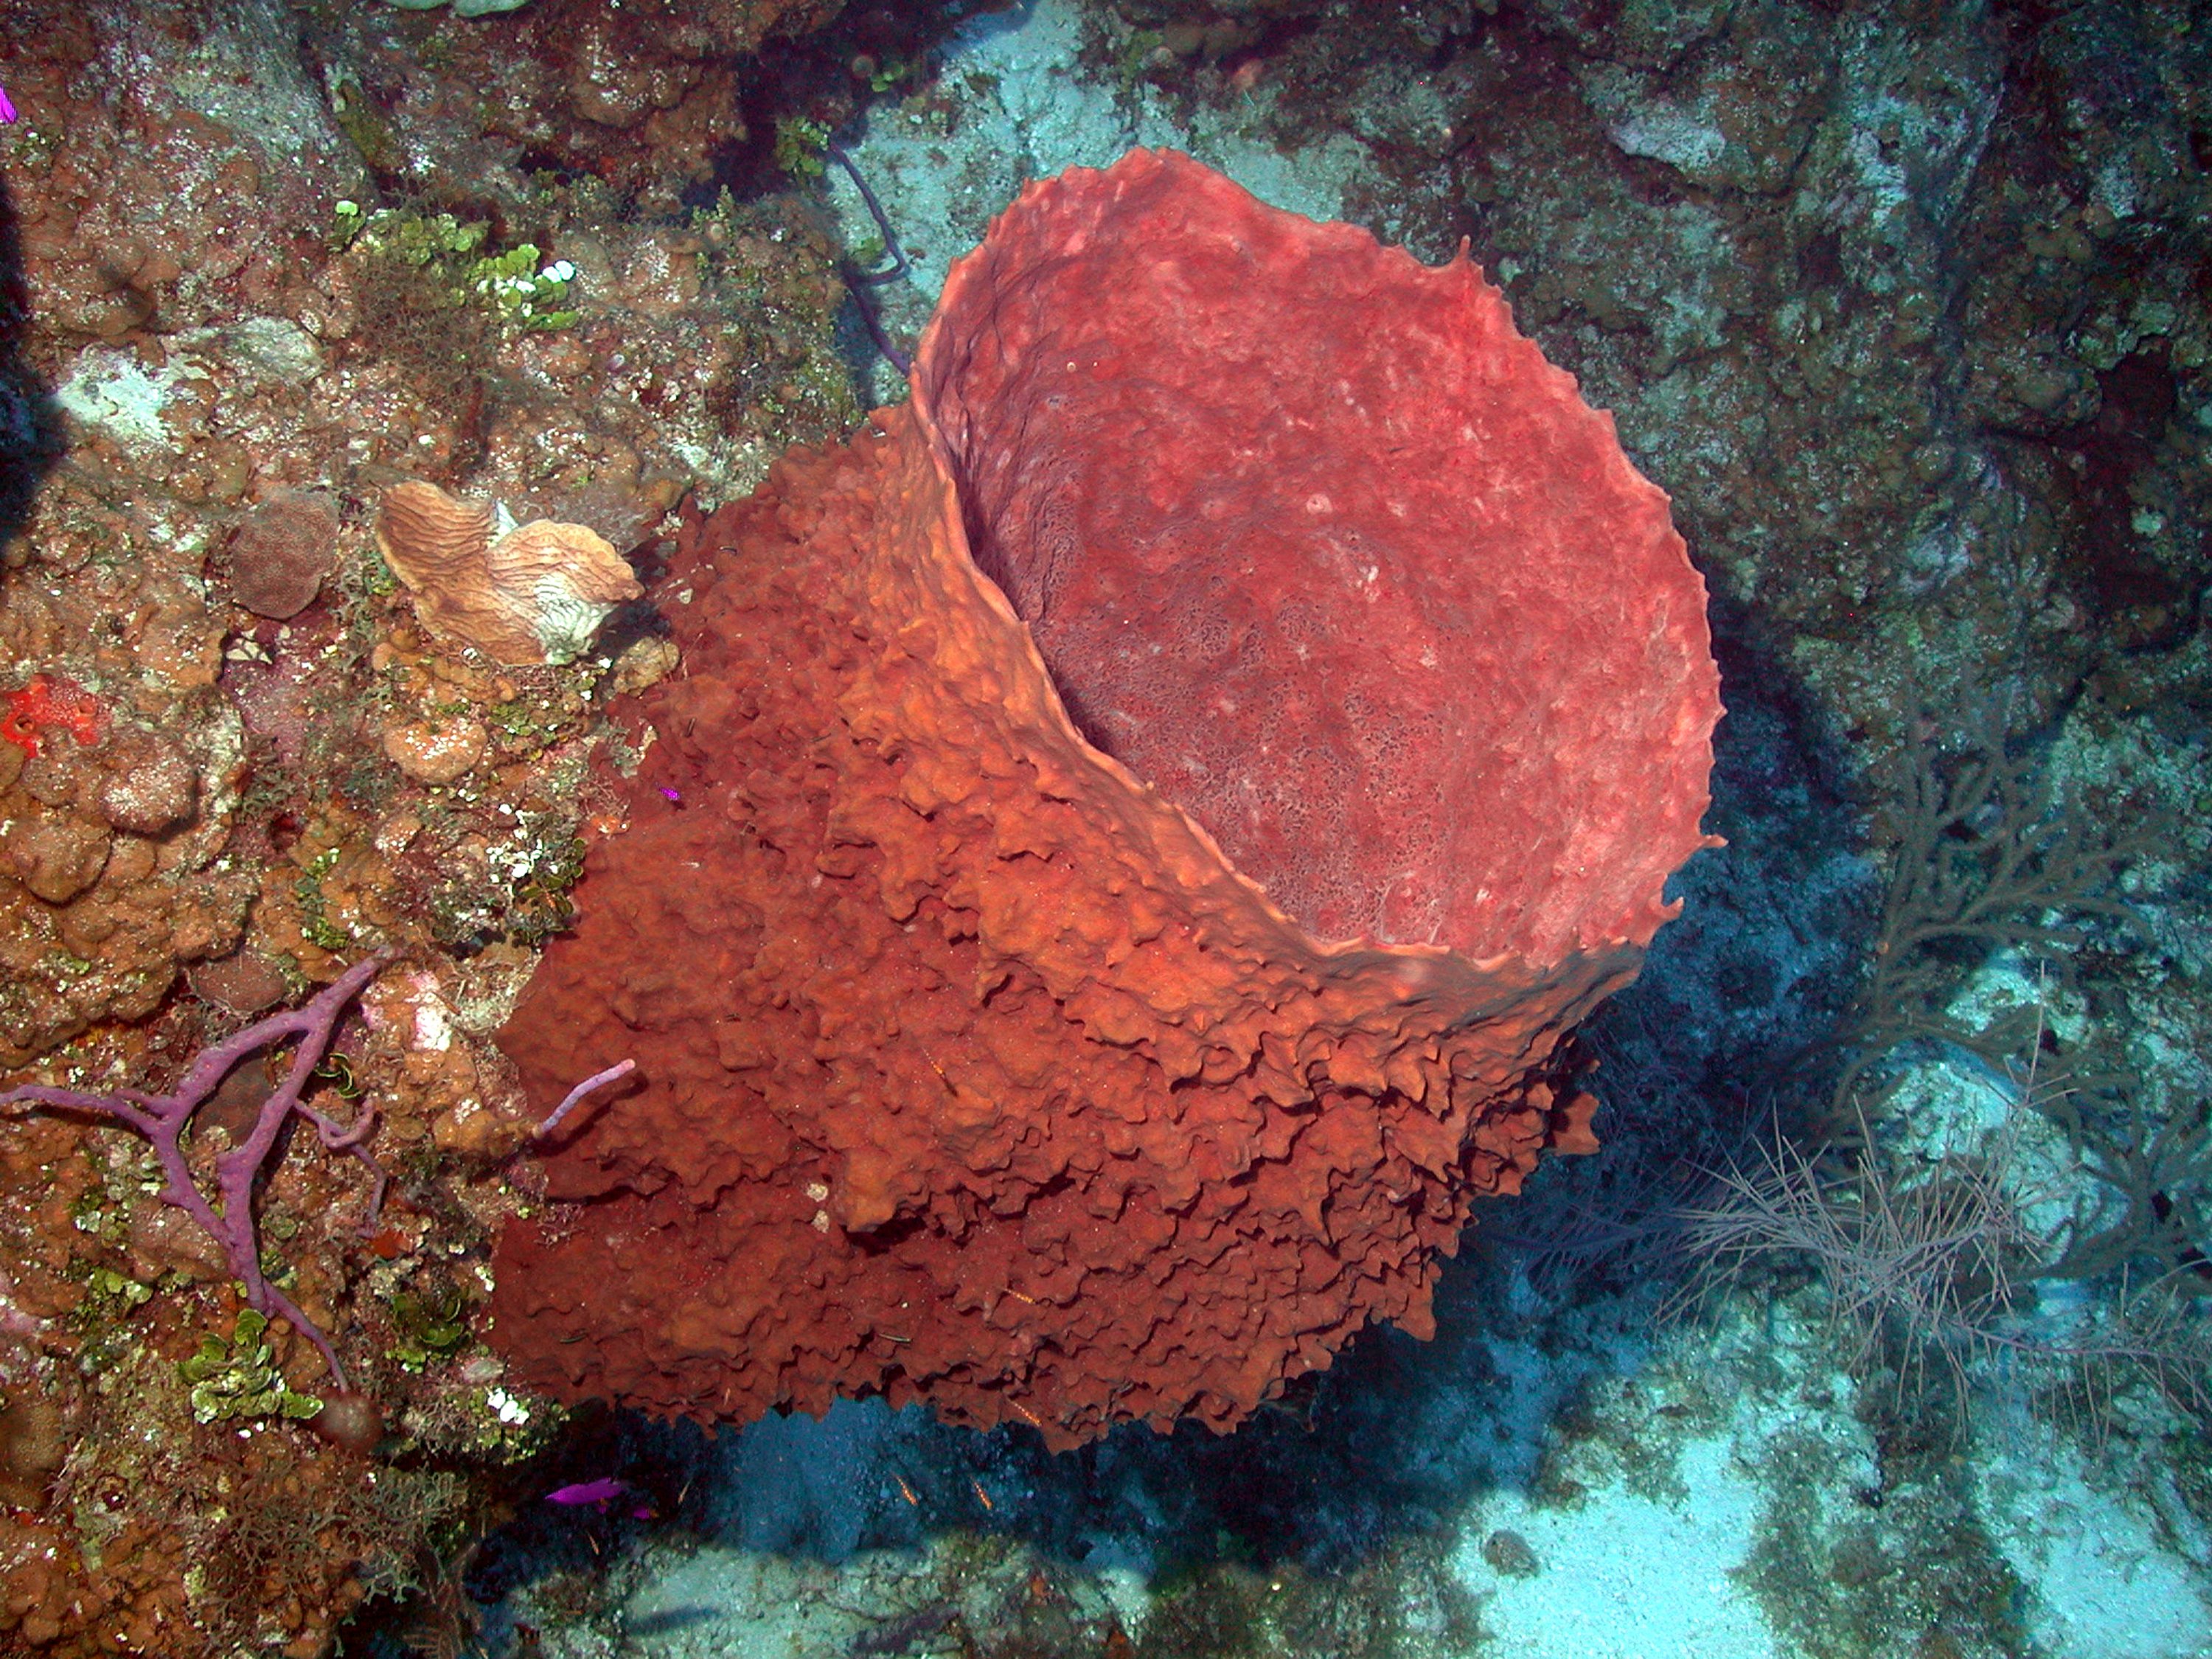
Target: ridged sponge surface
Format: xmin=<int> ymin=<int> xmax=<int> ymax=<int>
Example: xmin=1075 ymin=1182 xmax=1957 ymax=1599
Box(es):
xmin=488 ymin=151 xmax=1720 ymax=1447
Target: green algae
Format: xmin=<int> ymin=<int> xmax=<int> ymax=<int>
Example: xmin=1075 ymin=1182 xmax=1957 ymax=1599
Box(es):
xmin=180 ymin=1307 xmax=324 ymax=1426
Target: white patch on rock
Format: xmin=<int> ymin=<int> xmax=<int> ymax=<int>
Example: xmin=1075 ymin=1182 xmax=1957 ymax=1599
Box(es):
xmin=1608 ymin=100 xmax=1728 ymax=175
xmin=56 ymin=346 xmax=207 ymax=456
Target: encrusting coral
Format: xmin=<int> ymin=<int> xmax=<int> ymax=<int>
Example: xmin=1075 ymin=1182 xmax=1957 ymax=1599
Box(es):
xmin=373 ymin=480 xmax=643 ymax=665
xmin=489 ymin=150 xmax=1722 ymax=1449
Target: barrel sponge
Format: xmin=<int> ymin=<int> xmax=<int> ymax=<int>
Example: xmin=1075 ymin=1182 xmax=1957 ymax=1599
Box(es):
xmin=487 ymin=150 xmax=1721 ymax=1449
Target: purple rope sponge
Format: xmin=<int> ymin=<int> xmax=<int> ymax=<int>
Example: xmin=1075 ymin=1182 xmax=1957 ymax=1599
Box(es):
xmin=0 ymin=950 xmax=394 ymax=1390
xmin=533 ymin=1057 xmax=636 ymax=1141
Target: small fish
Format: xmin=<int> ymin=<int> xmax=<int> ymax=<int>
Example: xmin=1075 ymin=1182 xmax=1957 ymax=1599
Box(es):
xmin=546 ymin=1477 xmax=630 ymax=1509
xmin=0 ymin=81 xmax=15 ymax=124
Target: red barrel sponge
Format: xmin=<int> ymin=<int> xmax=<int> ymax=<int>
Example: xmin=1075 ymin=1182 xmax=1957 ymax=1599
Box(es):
xmin=488 ymin=150 xmax=1721 ymax=1448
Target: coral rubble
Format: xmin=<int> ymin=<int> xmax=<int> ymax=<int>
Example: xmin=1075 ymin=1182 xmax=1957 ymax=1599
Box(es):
xmin=0 ymin=0 xmax=856 ymax=1645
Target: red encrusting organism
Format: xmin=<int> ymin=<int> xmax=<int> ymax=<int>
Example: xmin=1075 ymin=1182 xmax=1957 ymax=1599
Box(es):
xmin=488 ymin=150 xmax=1724 ymax=1450
xmin=1 ymin=673 xmax=108 ymax=759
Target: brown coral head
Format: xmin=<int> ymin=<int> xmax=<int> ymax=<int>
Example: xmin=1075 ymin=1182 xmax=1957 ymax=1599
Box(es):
xmin=305 ymin=1391 xmax=383 ymax=1456
xmin=225 ymin=489 xmax=340 ymax=620
xmin=489 ymin=150 xmax=1722 ymax=1451
xmin=0 ymin=1394 xmax=69 ymax=1509
xmin=374 ymin=481 xmax=641 ymax=665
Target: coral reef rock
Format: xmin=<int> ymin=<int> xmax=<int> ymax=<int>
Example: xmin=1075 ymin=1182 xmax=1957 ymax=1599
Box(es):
xmin=374 ymin=480 xmax=642 ymax=665
xmin=490 ymin=150 xmax=1722 ymax=1449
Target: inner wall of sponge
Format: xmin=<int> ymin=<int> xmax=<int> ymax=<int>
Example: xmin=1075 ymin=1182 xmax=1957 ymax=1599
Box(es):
xmin=919 ymin=156 xmax=1703 ymax=964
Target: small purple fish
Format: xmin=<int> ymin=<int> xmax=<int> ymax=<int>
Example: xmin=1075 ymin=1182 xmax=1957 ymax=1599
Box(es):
xmin=546 ymin=1477 xmax=630 ymax=1509
xmin=0 ymin=80 xmax=17 ymax=124
xmin=659 ymin=786 xmax=682 ymax=804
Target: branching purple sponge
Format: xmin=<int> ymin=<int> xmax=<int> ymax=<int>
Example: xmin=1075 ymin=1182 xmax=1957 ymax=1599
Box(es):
xmin=0 ymin=951 xmax=394 ymax=1389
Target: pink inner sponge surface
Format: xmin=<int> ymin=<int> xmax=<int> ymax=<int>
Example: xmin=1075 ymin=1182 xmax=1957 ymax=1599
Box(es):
xmin=915 ymin=149 xmax=1721 ymax=964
